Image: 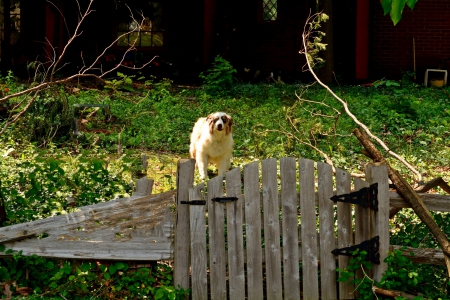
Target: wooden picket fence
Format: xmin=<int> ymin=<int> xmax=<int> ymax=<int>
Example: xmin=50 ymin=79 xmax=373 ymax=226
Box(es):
xmin=174 ymin=158 xmax=390 ymax=300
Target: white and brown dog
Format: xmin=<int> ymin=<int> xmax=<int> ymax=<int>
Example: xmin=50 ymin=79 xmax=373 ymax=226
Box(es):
xmin=189 ymin=112 xmax=233 ymax=179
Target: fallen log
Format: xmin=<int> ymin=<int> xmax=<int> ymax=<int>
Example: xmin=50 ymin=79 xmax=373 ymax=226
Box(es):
xmin=353 ymin=128 xmax=450 ymax=277
xmin=373 ymin=286 xmax=426 ymax=299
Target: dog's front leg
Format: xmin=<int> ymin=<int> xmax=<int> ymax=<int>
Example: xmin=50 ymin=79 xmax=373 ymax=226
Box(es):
xmin=217 ymin=157 xmax=231 ymax=178
xmin=196 ymin=153 xmax=209 ymax=179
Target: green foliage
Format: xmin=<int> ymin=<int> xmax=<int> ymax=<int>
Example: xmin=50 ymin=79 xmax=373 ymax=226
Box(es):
xmin=381 ymin=0 xmax=418 ymax=26
xmin=199 ymin=55 xmax=237 ymax=95
xmin=0 ymin=249 xmax=190 ymax=299
xmin=1 ymin=73 xmax=450 ymax=298
xmin=337 ymin=248 xmax=449 ymax=299
xmin=0 ymin=140 xmax=133 ymax=225
xmin=305 ymin=13 xmax=329 ymax=69
xmin=104 ymin=72 xmax=136 ymax=92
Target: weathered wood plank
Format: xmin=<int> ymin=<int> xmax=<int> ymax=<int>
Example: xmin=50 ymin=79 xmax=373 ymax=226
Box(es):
xmin=226 ymin=167 xmax=245 ymax=300
xmin=335 ymin=167 xmax=353 ymax=300
xmin=390 ymin=245 xmax=446 ymax=266
xmin=280 ymin=157 xmax=300 ymax=300
xmin=0 ymin=240 xmax=172 ymax=260
xmin=262 ymin=158 xmax=283 ymax=300
xmin=243 ymin=161 xmax=264 ymax=300
xmin=353 ymin=177 xmax=371 ymax=296
xmin=390 ymin=192 xmax=450 ymax=212
xmin=208 ymin=176 xmax=227 ymax=300
xmin=174 ymin=159 xmax=195 ymax=290
xmin=317 ymin=162 xmax=336 ymax=300
xmin=366 ymin=163 xmax=389 ymax=281
xmin=189 ymin=183 xmax=207 ymax=300
xmin=0 ymin=189 xmax=176 ymax=244
xmin=299 ymin=158 xmax=319 ymax=300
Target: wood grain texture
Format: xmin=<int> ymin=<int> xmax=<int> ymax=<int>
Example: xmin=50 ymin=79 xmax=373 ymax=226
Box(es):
xmin=208 ymin=176 xmax=227 ymax=300
xmin=335 ymin=167 xmax=353 ymax=300
xmin=262 ymin=158 xmax=283 ymax=300
xmin=299 ymin=158 xmax=319 ymax=300
xmin=317 ymin=162 xmax=337 ymax=300
xmin=226 ymin=167 xmax=245 ymax=300
xmin=243 ymin=161 xmax=264 ymax=300
xmin=280 ymin=157 xmax=300 ymax=300
xmin=189 ymin=183 xmax=207 ymax=300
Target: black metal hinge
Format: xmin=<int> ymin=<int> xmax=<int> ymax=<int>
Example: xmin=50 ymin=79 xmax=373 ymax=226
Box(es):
xmin=332 ymin=236 xmax=380 ymax=264
xmin=330 ymin=183 xmax=378 ymax=211
xmin=212 ymin=197 xmax=238 ymax=203
xmin=180 ymin=200 xmax=206 ymax=205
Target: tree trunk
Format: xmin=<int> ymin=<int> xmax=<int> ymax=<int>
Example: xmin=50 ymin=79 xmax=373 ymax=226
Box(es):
xmin=353 ymin=128 xmax=450 ymax=277
xmin=1 ymin=0 xmax=12 ymax=72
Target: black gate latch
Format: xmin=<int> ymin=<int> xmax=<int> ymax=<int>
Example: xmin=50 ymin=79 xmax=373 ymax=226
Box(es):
xmin=212 ymin=197 xmax=238 ymax=203
xmin=330 ymin=183 xmax=378 ymax=211
xmin=180 ymin=200 xmax=206 ymax=205
xmin=332 ymin=236 xmax=380 ymax=264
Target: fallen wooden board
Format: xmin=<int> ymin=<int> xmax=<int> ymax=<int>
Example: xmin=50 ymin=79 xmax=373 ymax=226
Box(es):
xmin=0 ymin=189 xmax=176 ymax=260
xmin=389 ymin=192 xmax=450 ymax=212
xmin=390 ymin=245 xmax=445 ymax=266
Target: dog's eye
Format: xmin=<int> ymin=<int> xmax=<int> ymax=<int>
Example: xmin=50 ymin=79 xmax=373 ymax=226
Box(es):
xmin=221 ymin=116 xmax=227 ymax=122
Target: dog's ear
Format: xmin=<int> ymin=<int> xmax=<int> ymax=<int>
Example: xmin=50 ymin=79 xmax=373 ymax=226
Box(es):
xmin=226 ymin=115 xmax=233 ymax=135
xmin=207 ymin=114 xmax=215 ymax=134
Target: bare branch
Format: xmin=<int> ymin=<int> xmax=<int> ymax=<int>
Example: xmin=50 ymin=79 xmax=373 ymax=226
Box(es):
xmin=300 ymin=12 xmax=422 ymax=183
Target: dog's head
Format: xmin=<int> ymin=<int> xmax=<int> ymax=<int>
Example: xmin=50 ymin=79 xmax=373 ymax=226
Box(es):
xmin=206 ymin=112 xmax=233 ymax=135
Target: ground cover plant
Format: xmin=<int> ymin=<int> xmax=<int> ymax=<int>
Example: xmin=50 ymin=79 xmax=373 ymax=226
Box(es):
xmin=0 ymin=66 xmax=450 ymax=298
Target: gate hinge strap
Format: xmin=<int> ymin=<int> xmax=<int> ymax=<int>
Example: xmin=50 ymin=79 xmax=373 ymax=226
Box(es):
xmin=180 ymin=200 xmax=206 ymax=205
xmin=332 ymin=236 xmax=380 ymax=264
xmin=212 ymin=197 xmax=238 ymax=203
xmin=330 ymin=183 xmax=378 ymax=211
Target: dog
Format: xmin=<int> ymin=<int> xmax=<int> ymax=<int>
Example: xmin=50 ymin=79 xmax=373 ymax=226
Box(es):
xmin=189 ymin=112 xmax=233 ymax=179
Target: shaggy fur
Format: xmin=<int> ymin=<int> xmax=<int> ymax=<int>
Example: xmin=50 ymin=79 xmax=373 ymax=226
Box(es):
xmin=189 ymin=112 xmax=233 ymax=179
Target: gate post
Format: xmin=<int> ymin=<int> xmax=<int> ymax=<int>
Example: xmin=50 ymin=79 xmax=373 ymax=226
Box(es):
xmin=365 ymin=163 xmax=389 ymax=281
xmin=174 ymin=159 xmax=195 ymax=291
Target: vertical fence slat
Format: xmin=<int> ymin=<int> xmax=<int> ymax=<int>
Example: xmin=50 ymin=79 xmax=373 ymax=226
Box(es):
xmin=174 ymin=159 xmax=195 ymax=290
xmin=208 ymin=176 xmax=227 ymax=300
xmin=280 ymin=157 xmax=301 ymax=300
xmin=226 ymin=168 xmax=245 ymax=300
xmin=366 ymin=163 xmax=389 ymax=281
xmin=189 ymin=183 xmax=207 ymax=300
xmin=244 ymin=161 xmax=264 ymax=300
xmin=354 ymin=177 xmax=372 ymax=288
xmin=317 ymin=162 xmax=337 ymax=300
xmin=336 ymin=167 xmax=353 ymax=300
xmin=299 ymin=158 xmax=319 ymax=300
xmin=262 ymin=158 xmax=283 ymax=300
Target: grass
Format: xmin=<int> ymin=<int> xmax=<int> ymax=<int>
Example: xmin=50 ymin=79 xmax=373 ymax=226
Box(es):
xmin=1 ymin=75 xmax=450 ymax=298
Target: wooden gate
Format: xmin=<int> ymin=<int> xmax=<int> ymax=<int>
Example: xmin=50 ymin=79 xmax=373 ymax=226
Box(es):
xmin=174 ymin=158 xmax=389 ymax=300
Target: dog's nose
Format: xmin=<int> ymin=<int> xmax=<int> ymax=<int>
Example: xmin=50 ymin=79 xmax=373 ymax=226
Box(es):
xmin=217 ymin=124 xmax=223 ymax=131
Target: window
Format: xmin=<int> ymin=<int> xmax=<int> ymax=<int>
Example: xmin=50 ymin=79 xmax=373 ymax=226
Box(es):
xmin=117 ymin=2 xmax=163 ymax=47
xmin=262 ymin=0 xmax=277 ymax=21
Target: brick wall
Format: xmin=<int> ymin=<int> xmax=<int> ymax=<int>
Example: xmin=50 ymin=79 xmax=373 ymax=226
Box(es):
xmin=371 ymin=0 xmax=450 ymax=83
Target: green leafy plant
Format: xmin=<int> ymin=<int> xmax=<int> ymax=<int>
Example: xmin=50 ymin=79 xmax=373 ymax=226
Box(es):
xmin=0 ymin=246 xmax=190 ymax=299
xmin=199 ymin=55 xmax=237 ymax=95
